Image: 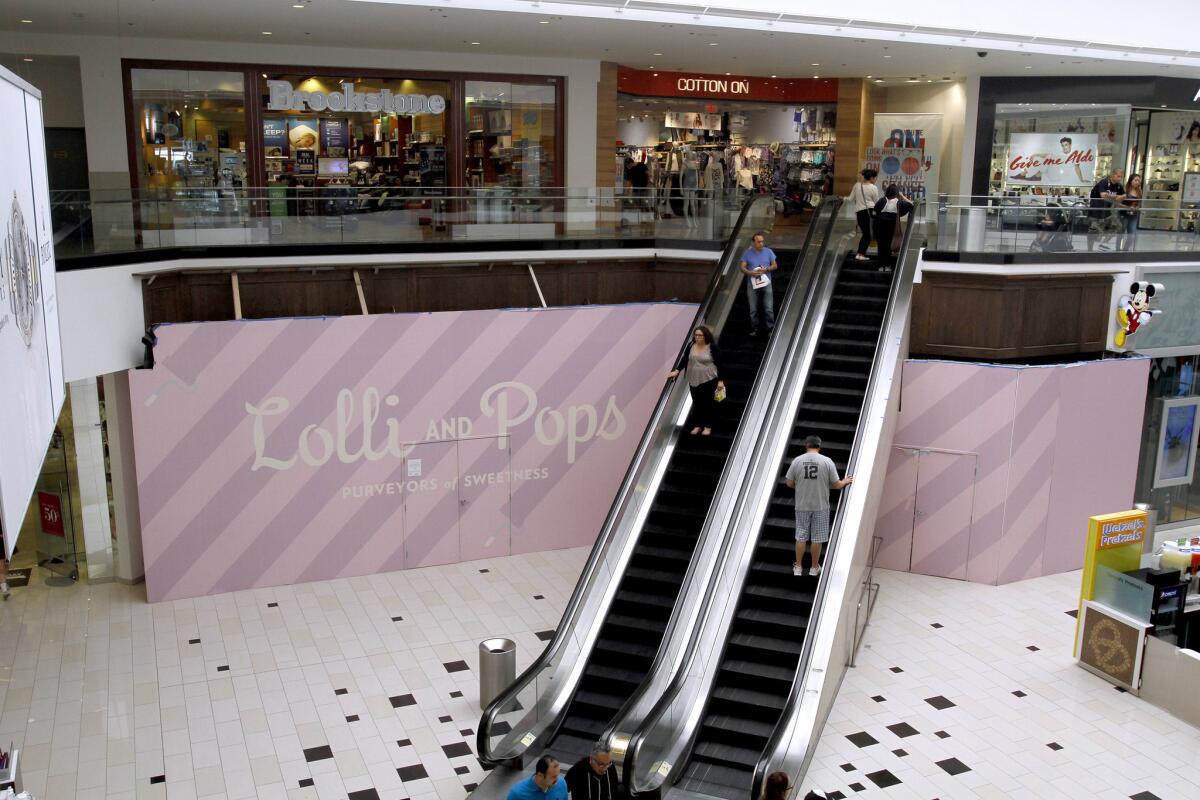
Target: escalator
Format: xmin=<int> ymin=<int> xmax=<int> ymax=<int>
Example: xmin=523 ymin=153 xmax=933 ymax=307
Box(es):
xmin=675 ymin=254 xmax=894 ymax=798
xmin=550 ymin=254 xmax=797 ymax=762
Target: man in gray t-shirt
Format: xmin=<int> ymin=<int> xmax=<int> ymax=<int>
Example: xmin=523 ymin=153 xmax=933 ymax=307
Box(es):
xmin=785 ymin=435 xmax=853 ymax=577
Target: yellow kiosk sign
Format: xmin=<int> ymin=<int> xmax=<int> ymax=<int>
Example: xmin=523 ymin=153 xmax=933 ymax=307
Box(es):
xmin=1075 ymin=509 xmax=1147 ymax=654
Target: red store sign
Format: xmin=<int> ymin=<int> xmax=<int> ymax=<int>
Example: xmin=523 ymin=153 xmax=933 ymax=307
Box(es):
xmin=618 ymin=67 xmax=838 ymax=103
xmin=38 ymin=492 xmax=66 ymax=538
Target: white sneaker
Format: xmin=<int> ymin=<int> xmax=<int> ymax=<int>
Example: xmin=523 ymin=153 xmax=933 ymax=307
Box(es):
xmin=854 ymin=254 xmax=869 ymax=261
xmin=809 ymin=565 xmax=821 ymax=577
xmin=793 ymin=564 xmax=803 ymax=576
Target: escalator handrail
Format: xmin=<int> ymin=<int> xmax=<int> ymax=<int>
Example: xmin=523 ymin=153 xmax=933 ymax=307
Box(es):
xmin=749 ymin=206 xmax=925 ymax=799
xmin=622 ymin=201 xmax=848 ymax=795
xmin=477 ymin=194 xmax=776 ymax=764
xmin=598 ymin=201 xmax=837 ymax=752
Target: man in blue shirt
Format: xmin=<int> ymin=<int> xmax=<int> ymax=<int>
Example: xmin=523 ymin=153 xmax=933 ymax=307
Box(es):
xmin=739 ymin=232 xmax=778 ymax=336
xmin=507 ymin=754 xmax=568 ymax=800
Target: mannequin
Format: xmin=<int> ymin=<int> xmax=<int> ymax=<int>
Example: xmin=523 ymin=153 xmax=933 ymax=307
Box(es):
xmin=681 ymin=147 xmax=701 ymax=227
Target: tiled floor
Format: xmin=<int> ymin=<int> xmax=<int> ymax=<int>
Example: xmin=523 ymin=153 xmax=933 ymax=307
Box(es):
xmin=0 ymin=548 xmax=585 ymax=800
xmin=4 ymin=553 xmax=1198 ymax=800
xmin=804 ymin=568 xmax=1200 ymax=800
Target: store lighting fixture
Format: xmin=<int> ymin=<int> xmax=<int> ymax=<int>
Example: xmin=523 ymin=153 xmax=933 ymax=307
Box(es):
xmin=262 ymin=31 xmax=273 ymax=35
xmin=708 ymin=42 xmax=718 ymax=46
xmin=811 ymin=63 xmax=819 ymax=66
xmin=653 ymin=53 xmax=662 ymax=56
xmin=293 ymin=3 xmax=305 ymax=7
xmin=470 ymin=41 xmax=481 ymax=45
xmin=883 ymin=55 xmax=892 ymax=58
xmin=20 ymin=19 xmax=33 ymax=24
xmin=812 ymin=75 xmax=819 ymax=79
xmin=770 ymin=74 xmax=777 ymax=78
xmin=23 ymin=57 xmax=33 ymax=62
xmin=539 ymin=19 xmax=550 ymax=23
xmin=866 ymin=75 xmax=872 ymax=79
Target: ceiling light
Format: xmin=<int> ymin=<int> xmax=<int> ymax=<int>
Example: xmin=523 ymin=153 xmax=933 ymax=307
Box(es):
xmin=708 ymin=42 xmax=718 ymax=46
xmin=23 ymin=57 xmax=33 ymax=62
xmin=539 ymin=19 xmax=550 ymax=23
xmin=770 ymin=74 xmax=777 ymax=78
xmin=811 ymin=63 xmax=819 ymax=66
xmin=866 ymin=75 xmax=872 ymax=79
xmin=20 ymin=19 xmax=33 ymax=24
xmin=1025 ymin=65 xmax=1032 ymax=69
xmin=874 ymin=79 xmax=884 ymax=83
xmin=470 ymin=41 xmax=481 ymax=45
xmin=292 ymin=3 xmax=305 ymax=7
xmin=812 ymin=75 xmax=819 ymax=79
xmin=262 ymin=31 xmax=273 ymax=35
xmin=653 ymin=52 xmax=662 ymax=56
xmin=725 ymin=72 xmax=731 ymax=76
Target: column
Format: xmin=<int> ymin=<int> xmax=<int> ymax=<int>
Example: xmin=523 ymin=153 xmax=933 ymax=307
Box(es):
xmin=69 ymin=377 xmax=116 ymax=581
xmin=102 ymin=371 xmax=145 ymax=584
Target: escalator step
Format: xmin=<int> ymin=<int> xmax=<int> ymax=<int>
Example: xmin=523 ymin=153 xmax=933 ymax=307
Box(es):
xmin=744 ymin=583 xmax=816 ymax=605
xmin=795 ymin=418 xmax=857 ymax=433
xmin=704 ymin=714 xmax=775 ymax=741
xmin=728 ymin=632 xmax=803 ymax=657
xmin=721 ymin=659 xmax=795 ymax=684
xmin=572 ymin=688 xmax=627 ymax=711
xmin=692 ymin=740 xmax=761 ymax=769
xmin=612 ymin=588 xmax=675 ymax=610
xmin=582 ymin=662 xmax=646 ymax=685
xmin=681 ymin=760 xmax=751 ymax=796
xmin=592 ymin=636 xmax=657 ymax=660
xmin=606 ymin=612 xmax=668 ymax=634
xmin=735 ymin=605 xmax=809 ymax=632
xmin=711 ymin=683 xmax=787 ymax=710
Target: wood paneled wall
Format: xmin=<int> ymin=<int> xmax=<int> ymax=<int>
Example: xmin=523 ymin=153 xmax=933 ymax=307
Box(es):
xmin=596 ymin=62 xmax=620 ymax=189
xmin=833 ymin=79 xmax=884 ymax=197
xmin=142 ymin=258 xmax=713 ymax=326
xmin=911 ymin=272 xmax=1113 ymax=361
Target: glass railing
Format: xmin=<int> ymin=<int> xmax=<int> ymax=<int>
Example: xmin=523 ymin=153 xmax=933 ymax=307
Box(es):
xmin=50 ymin=186 xmax=824 ymax=260
xmin=751 ymin=210 xmax=927 ymax=799
xmin=475 ymin=195 xmax=780 ymax=768
xmin=622 ymin=200 xmax=864 ymax=796
xmin=928 ymin=194 xmax=1200 ymax=257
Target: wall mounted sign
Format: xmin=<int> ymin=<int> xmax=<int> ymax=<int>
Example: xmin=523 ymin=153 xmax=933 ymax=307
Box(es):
xmin=1006 ymin=132 xmax=1098 ymax=186
xmin=267 ymin=80 xmax=447 ymax=115
xmin=617 ymin=67 xmax=837 ymax=103
xmin=664 ymin=111 xmax=722 ymax=131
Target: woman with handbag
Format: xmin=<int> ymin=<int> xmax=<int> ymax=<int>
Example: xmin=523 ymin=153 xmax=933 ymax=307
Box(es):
xmin=667 ymin=325 xmax=725 ymax=436
xmin=872 ymin=185 xmax=914 ymax=272
xmin=849 ymin=169 xmax=882 ymax=261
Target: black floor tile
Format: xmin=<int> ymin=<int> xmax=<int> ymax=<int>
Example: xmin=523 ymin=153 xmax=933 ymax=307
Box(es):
xmin=397 ymin=764 xmax=429 ymax=782
xmin=390 ymin=694 xmax=417 ymax=708
xmin=887 ymin=722 xmax=919 ymax=738
xmin=438 ymin=715 xmax=453 ymax=723
xmin=346 ymin=715 xmax=359 ymax=723
xmin=849 ymin=782 xmax=866 ymax=792
xmin=298 ymin=778 xmax=314 ymax=788
xmin=889 ymin=666 xmax=903 ymax=673
xmin=1065 ymin=608 xmax=1079 ymax=618
xmin=479 ymin=568 xmax=489 ymax=573
xmin=535 ymin=630 xmax=555 ymax=641
xmin=866 ymin=769 xmax=901 ymax=789
xmin=1012 ymin=690 xmax=1027 ymax=698
xmin=150 ymin=776 xmax=165 ymax=785
xmin=392 ymin=616 xmax=404 ymax=622
xmin=1130 ymin=793 xmax=1162 ymax=800
xmin=304 ymin=745 xmax=333 ymax=762
xmin=936 ymin=757 xmax=971 ymax=776
xmin=839 ymin=763 xmax=855 ymax=772
xmin=492 ymin=721 xmax=512 ymax=735
xmin=533 ymin=594 xmax=544 ymax=600
xmin=449 ymin=691 xmax=463 ymax=699
xmin=870 ymin=695 xmax=886 ymax=703
xmin=1026 ymin=645 xmax=1041 ymax=652
xmin=188 ymin=638 xmax=200 ymax=645
xmin=891 ymin=749 xmax=908 ymax=757
xmin=455 ymin=766 xmax=470 ymax=775
xmin=459 ymin=728 xmax=474 ymax=736
xmin=827 ymin=793 xmax=846 ymax=800
xmin=396 ymin=739 xmax=411 ymax=747
xmin=335 ymin=688 xmax=348 ymax=696
xmin=348 ymin=790 xmax=380 ymax=800
xmin=1047 ymin=742 xmax=1063 ymax=751
xmin=216 ymin=665 xmax=229 ymax=672
xmin=267 ymin=602 xmax=278 ymax=608
xmin=444 ymin=660 xmax=470 ymax=673
xmin=934 ymin=730 xmax=951 ymax=739
xmin=925 ymin=695 xmax=955 ymax=710
xmin=930 ymin=622 xmax=944 ymax=629
xmin=442 ymin=742 xmax=472 ymax=758
xmin=846 ymin=731 xmax=878 ymax=748
xmin=464 ymin=784 xmax=478 ymax=793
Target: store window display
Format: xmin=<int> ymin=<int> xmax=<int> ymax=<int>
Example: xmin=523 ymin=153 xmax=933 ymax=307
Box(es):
xmin=264 ymin=74 xmax=450 ymax=190
xmin=1137 ymin=355 xmax=1200 ymax=526
xmin=464 ymin=80 xmax=558 ymax=188
xmin=131 ymin=68 xmax=248 ymax=192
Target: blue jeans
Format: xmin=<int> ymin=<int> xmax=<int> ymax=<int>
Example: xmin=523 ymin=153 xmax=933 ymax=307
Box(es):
xmin=746 ymin=278 xmax=775 ymax=331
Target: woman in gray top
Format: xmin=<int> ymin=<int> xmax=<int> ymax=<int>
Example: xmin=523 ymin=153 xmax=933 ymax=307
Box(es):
xmin=667 ymin=326 xmax=725 ymax=436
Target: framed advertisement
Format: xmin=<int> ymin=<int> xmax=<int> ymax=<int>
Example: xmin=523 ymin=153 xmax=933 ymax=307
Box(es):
xmin=1154 ymin=396 xmax=1200 ymax=489
xmin=1076 ymin=600 xmax=1150 ymax=693
xmin=1006 ymin=132 xmax=1098 ymax=186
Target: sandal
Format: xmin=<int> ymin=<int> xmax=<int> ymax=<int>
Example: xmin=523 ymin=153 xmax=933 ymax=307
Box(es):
xmin=690 ymin=427 xmax=701 ymax=435
xmin=701 ymin=428 xmax=712 ymax=436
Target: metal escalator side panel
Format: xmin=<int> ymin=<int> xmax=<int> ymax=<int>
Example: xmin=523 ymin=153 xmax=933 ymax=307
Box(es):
xmin=622 ymin=204 xmax=855 ymax=798
xmin=749 ymin=210 xmax=927 ymax=799
xmin=476 ymin=196 xmax=778 ymax=768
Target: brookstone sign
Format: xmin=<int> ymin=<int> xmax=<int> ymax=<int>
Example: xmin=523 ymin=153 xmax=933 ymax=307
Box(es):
xmin=267 ymin=80 xmax=446 ymax=115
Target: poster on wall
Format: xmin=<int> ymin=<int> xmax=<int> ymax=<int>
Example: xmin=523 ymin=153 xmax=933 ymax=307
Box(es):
xmin=0 ymin=67 xmax=63 ymax=559
xmin=294 ymin=149 xmax=316 ymax=175
xmin=288 ymin=117 xmax=318 ymax=151
xmin=1183 ymin=173 xmax=1200 ymax=205
xmin=321 ymin=118 xmax=349 ymax=158
xmin=664 ymin=111 xmax=722 ymax=131
xmin=862 ymin=147 xmax=926 ymax=200
xmin=128 ymin=303 xmax=696 ymax=602
xmin=1006 ymin=133 xmax=1097 ymax=186
xmin=1153 ymin=396 xmax=1200 ymax=489
xmin=874 ymin=113 xmax=942 ymax=203
xmin=263 ymin=118 xmax=288 ymax=158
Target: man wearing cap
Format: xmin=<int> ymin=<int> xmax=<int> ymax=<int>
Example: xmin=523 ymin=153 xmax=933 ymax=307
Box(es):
xmin=785 ymin=435 xmax=853 ymax=577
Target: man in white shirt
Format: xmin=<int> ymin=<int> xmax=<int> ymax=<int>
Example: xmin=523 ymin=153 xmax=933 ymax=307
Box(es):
xmin=785 ymin=435 xmax=853 ymax=577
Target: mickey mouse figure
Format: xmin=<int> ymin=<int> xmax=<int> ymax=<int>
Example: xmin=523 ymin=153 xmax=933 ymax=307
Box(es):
xmin=1114 ymin=281 xmax=1164 ymax=348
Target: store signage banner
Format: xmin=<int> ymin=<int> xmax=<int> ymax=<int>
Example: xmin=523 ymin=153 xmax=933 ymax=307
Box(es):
xmin=321 ymin=119 xmax=349 ymax=157
xmin=263 ymin=118 xmax=288 ymax=158
xmin=0 ymin=69 xmax=64 ymax=560
xmin=1006 ymin=133 xmax=1097 ymax=186
xmin=863 ymin=147 xmax=926 ymax=200
xmin=664 ymin=111 xmax=722 ymax=131
xmin=617 ymin=66 xmax=838 ymax=103
xmin=267 ymin=80 xmax=446 ymax=116
xmin=37 ymin=492 xmax=65 ymax=537
xmin=129 ymin=303 xmax=696 ymax=602
xmin=874 ymin=113 xmax=942 ymax=198
xmin=1075 ymin=509 xmax=1147 ymax=654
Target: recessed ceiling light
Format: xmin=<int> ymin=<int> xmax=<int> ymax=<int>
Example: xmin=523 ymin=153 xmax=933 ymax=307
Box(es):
xmin=653 ymin=52 xmax=663 ymax=56
xmin=883 ymin=55 xmax=892 ymax=58
xmin=20 ymin=19 xmax=33 ymax=24
xmin=866 ymin=75 xmax=872 ymax=79
xmin=812 ymin=75 xmax=819 ymax=79
xmin=770 ymin=74 xmax=777 ymax=78
xmin=262 ymin=31 xmax=273 ymax=35
xmin=23 ymin=57 xmax=33 ymax=62
xmin=292 ymin=3 xmax=305 ymax=7
xmin=1025 ymin=65 xmax=1032 ymax=69
xmin=725 ymin=72 xmax=731 ymax=76
xmin=653 ymin=73 xmax=658 ymax=76
xmin=874 ymin=79 xmax=884 ymax=83
xmin=470 ymin=41 xmax=481 ymax=45
xmin=539 ymin=19 xmax=550 ymax=23
xmin=811 ymin=63 xmax=819 ymax=66
xmin=708 ymin=42 xmax=718 ymax=46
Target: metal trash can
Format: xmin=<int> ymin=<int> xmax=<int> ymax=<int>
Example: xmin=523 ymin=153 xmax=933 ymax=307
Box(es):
xmin=479 ymin=638 xmax=516 ymax=710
